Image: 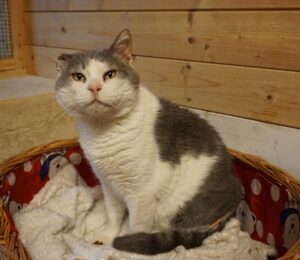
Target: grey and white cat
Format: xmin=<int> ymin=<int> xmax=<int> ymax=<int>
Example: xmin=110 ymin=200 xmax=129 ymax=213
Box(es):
xmin=55 ymin=29 xmax=242 ymax=255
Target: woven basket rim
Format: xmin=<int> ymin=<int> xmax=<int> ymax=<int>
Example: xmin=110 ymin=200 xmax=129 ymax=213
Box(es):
xmin=228 ymin=148 xmax=300 ymax=200
xmin=0 ymin=138 xmax=78 ymax=177
xmin=0 ymin=138 xmax=299 ymax=200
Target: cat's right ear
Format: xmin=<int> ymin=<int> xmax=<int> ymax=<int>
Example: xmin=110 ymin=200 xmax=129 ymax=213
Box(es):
xmin=110 ymin=29 xmax=133 ymax=64
xmin=56 ymin=53 xmax=72 ymax=71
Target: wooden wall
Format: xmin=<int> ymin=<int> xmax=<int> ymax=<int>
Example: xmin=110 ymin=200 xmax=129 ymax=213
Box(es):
xmin=24 ymin=0 xmax=300 ymax=129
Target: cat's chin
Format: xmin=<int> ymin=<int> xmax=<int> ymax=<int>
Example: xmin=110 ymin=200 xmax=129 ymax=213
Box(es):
xmin=80 ymin=102 xmax=136 ymax=121
xmin=82 ymin=102 xmax=114 ymax=117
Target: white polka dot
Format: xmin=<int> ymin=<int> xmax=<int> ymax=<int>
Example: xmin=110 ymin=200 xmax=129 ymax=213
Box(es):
xmin=267 ymin=233 xmax=275 ymax=247
xmin=69 ymin=153 xmax=82 ymax=165
xmin=23 ymin=161 xmax=33 ymax=172
xmin=6 ymin=172 xmax=16 ymax=186
xmin=251 ymin=179 xmax=261 ymax=195
xmin=271 ymin=185 xmax=280 ymax=202
xmin=256 ymin=220 xmax=264 ymax=238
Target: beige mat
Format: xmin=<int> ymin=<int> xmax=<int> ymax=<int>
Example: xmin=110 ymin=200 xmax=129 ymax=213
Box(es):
xmin=0 ymin=93 xmax=77 ymax=164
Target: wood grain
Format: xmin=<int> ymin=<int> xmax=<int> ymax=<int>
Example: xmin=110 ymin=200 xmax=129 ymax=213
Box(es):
xmin=0 ymin=59 xmax=17 ymax=72
xmin=26 ymin=0 xmax=300 ymax=11
xmin=24 ymin=11 xmax=300 ymax=71
xmin=30 ymin=45 xmax=300 ymax=129
xmin=0 ymin=69 xmax=26 ymax=79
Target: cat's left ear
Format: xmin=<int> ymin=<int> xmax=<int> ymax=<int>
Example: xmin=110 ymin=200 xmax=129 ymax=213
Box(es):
xmin=56 ymin=53 xmax=72 ymax=71
xmin=110 ymin=29 xmax=133 ymax=64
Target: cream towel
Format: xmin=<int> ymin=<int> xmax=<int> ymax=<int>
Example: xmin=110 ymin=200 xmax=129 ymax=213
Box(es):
xmin=14 ymin=163 xmax=107 ymax=260
xmin=13 ymin=162 xmax=277 ymax=260
xmin=0 ymin=91 xmax=77 ymax=164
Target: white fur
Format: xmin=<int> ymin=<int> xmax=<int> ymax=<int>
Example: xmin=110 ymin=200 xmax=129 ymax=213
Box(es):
xmin=56 ymin=59 xmax=218 ymax=243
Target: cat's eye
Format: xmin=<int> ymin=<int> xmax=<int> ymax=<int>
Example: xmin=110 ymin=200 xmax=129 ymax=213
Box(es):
xmin=103 ymin=70 xmax=117 ymax=81
xmin=72 ymin=73 xmax=86 ymax=82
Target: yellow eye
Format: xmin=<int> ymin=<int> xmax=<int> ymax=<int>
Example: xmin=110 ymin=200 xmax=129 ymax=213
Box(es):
xmin=72 ymin=73 xmax=86 ymax=82
xmin=103 ymin=70 xmax=117 ymax=81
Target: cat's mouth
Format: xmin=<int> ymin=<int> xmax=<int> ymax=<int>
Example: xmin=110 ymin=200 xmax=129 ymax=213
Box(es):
xmin=87 ymin=99 xmax=112 ymax=108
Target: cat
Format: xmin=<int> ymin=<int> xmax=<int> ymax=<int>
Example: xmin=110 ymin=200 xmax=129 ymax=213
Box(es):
xmin=55 ymin=29 xmax=242 ymax=255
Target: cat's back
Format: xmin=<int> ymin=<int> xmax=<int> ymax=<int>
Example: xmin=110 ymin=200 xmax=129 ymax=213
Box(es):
xmin=154 ymin=99 xmax=226 ymax=165
xmin=151 ymin=98 xmax=242 ymax=226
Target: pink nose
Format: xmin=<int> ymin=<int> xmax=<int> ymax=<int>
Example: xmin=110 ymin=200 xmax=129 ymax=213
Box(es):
xmin=88 ymin=83 xmax=101 ymax=95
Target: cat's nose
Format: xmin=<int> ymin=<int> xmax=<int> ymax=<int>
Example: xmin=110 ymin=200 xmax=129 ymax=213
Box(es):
xmin=88 ymin=82 xmax=101 ymax=95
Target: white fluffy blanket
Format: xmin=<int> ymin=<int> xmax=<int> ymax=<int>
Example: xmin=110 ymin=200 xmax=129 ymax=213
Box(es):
xmin=13 ymin=163 xmax=277 ymax=260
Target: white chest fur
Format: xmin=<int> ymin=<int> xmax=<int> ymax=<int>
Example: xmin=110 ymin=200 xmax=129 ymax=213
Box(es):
xmin=77 ymin=87 xmax=160 ymax=194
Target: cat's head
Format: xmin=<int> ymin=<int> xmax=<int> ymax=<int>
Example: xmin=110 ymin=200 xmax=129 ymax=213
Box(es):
xmin=55 ymin=29 xmax=140 ymax=120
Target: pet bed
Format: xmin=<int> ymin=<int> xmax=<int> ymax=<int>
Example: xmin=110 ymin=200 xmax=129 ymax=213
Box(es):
xmin=0 ymin=138 xmax=299 ymax=259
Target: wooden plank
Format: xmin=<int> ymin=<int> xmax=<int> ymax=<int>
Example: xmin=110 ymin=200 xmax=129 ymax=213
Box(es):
xmin=30 ymin=45 xmax=300 ymax=129
xmin=24 ymin=45 xmax=35 ymax=74
xmin=0 ymin=69 xmax=26 ymax=79
xmin=26 ymin=0 xmax=300 ymax=11
xmin=9 ymin=0 xmax=26 ymax=71
xmin=24 ymin=11 xmax=300 ymax=71
xmin=0 ymin=59 xmax=18 ymax=72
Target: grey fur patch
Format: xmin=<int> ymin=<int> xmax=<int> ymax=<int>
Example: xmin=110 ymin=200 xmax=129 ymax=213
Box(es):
xmin=154 ymin=99 xmax=224 ymax=164
xmin=171 ymin=153 xmax=242 ymax=228
xmin=55 ymin=49 xmax=140 ymax=90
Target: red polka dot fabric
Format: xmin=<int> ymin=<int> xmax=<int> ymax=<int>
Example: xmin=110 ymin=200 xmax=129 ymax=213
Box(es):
xmin=234 ymin=162 xmax=300 ymax=256
xmin=0 ymin=146 xmax=299 ymax=257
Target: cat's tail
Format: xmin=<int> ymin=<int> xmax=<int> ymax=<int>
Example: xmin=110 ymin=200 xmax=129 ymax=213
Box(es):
xmin=113 ymin=209 xmax=235 ymax=255
xmin=112 ymin=228 xmax=215 ymax=255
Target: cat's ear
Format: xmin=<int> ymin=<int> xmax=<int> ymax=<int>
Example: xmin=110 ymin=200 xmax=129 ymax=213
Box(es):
xmin=56 ymin=53 xmax=72 ymax=71
xmin=110 ymin=29 xmax=133 ymax=63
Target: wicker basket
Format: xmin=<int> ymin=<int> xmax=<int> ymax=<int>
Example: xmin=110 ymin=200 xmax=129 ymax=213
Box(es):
xmin=0 ymin=138 xmax=299 ymax=260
